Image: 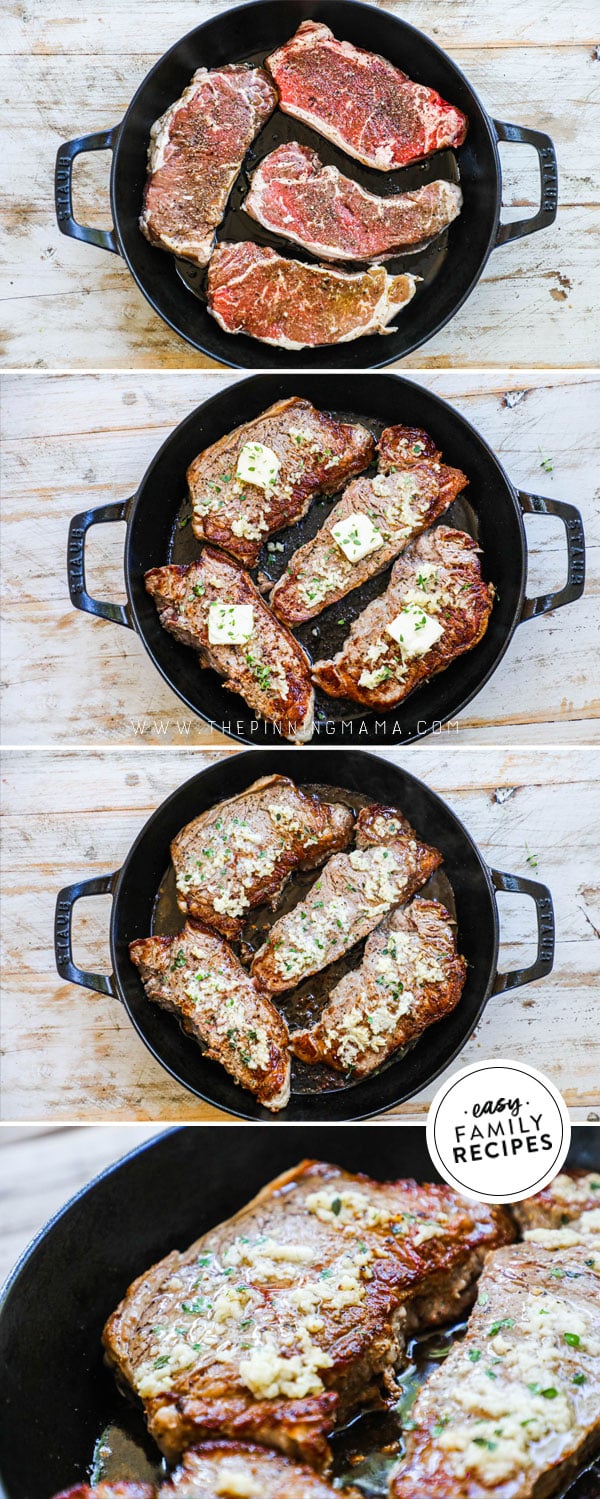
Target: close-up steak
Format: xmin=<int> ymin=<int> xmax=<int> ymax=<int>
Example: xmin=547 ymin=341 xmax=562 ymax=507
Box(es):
xmin=159 ymin=1441 xmax=358 ymax=1498
xmin=144 ymin=550 xmax=314 ymax=742
xmin=206 ymin=243 xmax=417 ymax=348
xmin=245 ymin=143 xmax=463 ymax=262
xmin=129 ymin=922 xmax=291 ymax=1112
xmin=512 ymin=1170 xmax=600 ymax=1251
xmin=312 ymin=527 xmax=494 ymax=708
xmin=186 ymin=397 xmax=375 ymax=569
xmin=292 ymin=897 xmax=466 ymax=1078
xmin=102 ymin=1159 xmax=513 ymax=1468
xmin=250 ymin=803 xmax=442 ymax=995
xmin=265 ymin=22 xmax=468 ymax=171
xmin=169 ymin=774 xmax=354 ymax=940
xmin=139 ymin=67 xmax=276 ymax=265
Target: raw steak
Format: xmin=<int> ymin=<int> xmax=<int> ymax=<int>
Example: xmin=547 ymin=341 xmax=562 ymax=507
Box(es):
xmin=207 ymin=242 xmax=417 ymax=348
xmin=144 ymin=550 xmax=314 ymax=743
xmin=246 ymin=142 xmax=463 ymax=261
xmin=140 ymin=66 xmax=276 ymax=265
xmin=187 ymin=397 xmax=375 ymax=568
xmin=159 ymin=1442 xmax=360 ymax=1498
xmin=265 ymin=22 xmax=468 ymax=171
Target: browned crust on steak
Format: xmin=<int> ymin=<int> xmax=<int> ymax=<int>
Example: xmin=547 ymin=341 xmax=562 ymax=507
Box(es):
xmin=53 ymin=1489 xmax=154 ymax=1499
xmin=158 ymin=1439 xmax=360 ymax=1497
xmin=511 ymin=1171 xmax=600 ymax=1234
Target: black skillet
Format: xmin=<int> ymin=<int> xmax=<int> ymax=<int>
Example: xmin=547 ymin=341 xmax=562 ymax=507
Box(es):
xmin=1 ymin=1126 xmax=598 ymax=1499
xmin=67 ymin=373 xmax=586 ymax=747
xmin=54 ymin=747 xmax=556 ymax=1121
xmin=54 ymin=0 xmax=558 ymax=368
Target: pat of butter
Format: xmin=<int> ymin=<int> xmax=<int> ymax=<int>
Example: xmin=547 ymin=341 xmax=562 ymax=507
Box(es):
xmin=236 ymin=441 xmax=281 ymax=490
xmin=331 ymin=512 xmax=384 ymax=563
xmin=386 ymin=605 xmax=444 ymax=656
xmin=208 ymin=602 xmax=254 ymax=645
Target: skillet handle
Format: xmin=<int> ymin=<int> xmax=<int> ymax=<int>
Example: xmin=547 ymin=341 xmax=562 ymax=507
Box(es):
xmin=493 ymin=121 xmax=558 ymax=245
xmin=518 ymin=491 xmax=586 ymax=621
xmin=68 ymin=500 xmax=133 ymax=627
xmin=55 ymin=873 xmax=119 ymax=994
xmin=490 ymin=868 xmax=555 ymax=994
xmin=55 ymin=127 xmax=120 ymax=253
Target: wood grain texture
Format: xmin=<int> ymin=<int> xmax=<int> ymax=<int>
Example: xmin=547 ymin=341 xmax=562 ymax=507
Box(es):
xmin=2 ymin=0 xmax=599 ymax=368
xmin=1 ymin=744 xmax=599 ymax=1122
xmin=2 ymin=369 xmax=598 ymax=746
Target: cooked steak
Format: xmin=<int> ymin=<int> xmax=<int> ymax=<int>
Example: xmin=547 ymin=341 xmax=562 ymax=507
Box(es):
xmin=52 ymin=1489 xmax=154 ymax=1499
xmin=250 ymin=804 xmax=442 ymax=995
xmin=512 ymin=1171 xmax=600 ymax=1251
xmin=144 ymin=550 xmax=314 ymax=743
xmin=129 ymin=922 xmax=290 ymax=1112
xmin=291 ymin=897 xmax=466 ymax=1078
xmin=312 ymin=528 xmax=493 ymax=707
xmin=270 ymin=426 xmax=468 ymax=626
xmin=206 ymin=242 xmax=417 ymax=349
xmin=265 ymin=23 xmax=468 ymax=171
xmin=390 ymin=1242 xmax=600 ymax=1499
xmin=139 ymin=67 xmax=276 ymax=266
xmin=170 ymin=774 xmax=354 ymax=940
xmin=102 ymin=1159 xmax=513 ymax=1468
xmin=159 ymin=1441 xmax=359 ymax=1498
xmin=187 ymin=397 xmax=375 ymax=569
xmin=246 ymin=143 xmax=463 ymax=261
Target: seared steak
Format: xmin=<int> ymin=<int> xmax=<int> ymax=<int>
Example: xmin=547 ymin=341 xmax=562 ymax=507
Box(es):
xmin=140 ymin=67 xmax=276 ymax=266
xmin=129 ymin=922 xmax=290 ymax=1112
xmin=265 ymin=23 xmax=468 ymax=171
xmin=102 ymin=1160 xmax=512 ymax=1468
xmin=270 ymin=426 xmax=468 ymax=626
xmin=246 ymin=143 xmax=463 ymax=261
xmin=159 ymin=1441 xmax=358 ymax=1498
xmin=250 ymin=804 xmax=442 ymax=995
xmin=390 ymin=1242 xmax=600 ymax=1499
xmin=512 ymin=1171 xmax=600 ymax=1251
xmin=187 ymin=397 xmax=375 ymax=569
xmin=207 ymin=242 xmax=417 ymax=348
xmin=312 ymin=527 xmax=493 ymax=707
xmin=292 ymin=898 xmax=466 ymax=1078
xmin=170 ymin=774 xmax=354 ymax=940
xmin=144 ymin=550 xmax=314 ymax=743
xmin=53 ymin=1490 xmax=153 ymax=1499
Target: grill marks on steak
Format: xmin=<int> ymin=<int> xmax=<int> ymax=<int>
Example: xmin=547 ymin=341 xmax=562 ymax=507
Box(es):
xmin=102 ymin=1159 xmax=513 ymax=1468
xmin=270 ymin=425 xmax=468 ymax=626
xmin=159 ymin=1441 xmax=357 ymax=1498
xmin=250 ymin=803 xmax=442 ymax=995
xmin=313 ymin=528 xmax=494 ymax=708
xmin=187 ymin=397 xmax=375 ymax=569
xmin=169 ymin=774 xmax=354 ymax=940
xmin=291 ymin=897 xmax=466 ymax=1078
xmin=390 ymin=1242 xmax=600 ymax=1499
xmin=129 ymin=922 xmax=290 ymax=1112
xmin=246 ymin=143 xmax=463 ymax=261
xmin=206 ymin=242 xmax=417 ymax=348
xmin=144 ymin=550 xmax=314 ymax=742
xmin=139 ymin=66 xmax=276 ymax=266
xmin=265 ymin=22 xmax=468 ymax=172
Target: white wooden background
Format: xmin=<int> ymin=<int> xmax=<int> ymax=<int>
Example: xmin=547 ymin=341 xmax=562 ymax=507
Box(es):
xmin=2 ymin=369 xmax=598 ymax=747
xmin=2 ymin=744 xmax=599 ymax=1123
xmin=2 ymin=0 xmax=599 ymax=368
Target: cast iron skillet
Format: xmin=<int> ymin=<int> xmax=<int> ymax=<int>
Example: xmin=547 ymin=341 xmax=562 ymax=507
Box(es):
xmin=54 ymin=0 xmax=558 ymax=368
xmin=67 ymin=372 xmax=586 ymax=747
xmin=54 ymin=747 xmax=556 ymax=1121
xmin=1 ymin=1126 xmax=598 ymax=1499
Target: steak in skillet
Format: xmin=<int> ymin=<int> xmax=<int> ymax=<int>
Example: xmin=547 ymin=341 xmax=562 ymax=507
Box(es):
xmin=159 ymin=1441 xmax=360 ymax=1498
xmin=102 ymin=1159 xmax=513 ymax=1468
xmin=312 ymin=527 xmax=494 ymax=708
xmin=53 ymin=1489 xmax=154 ymax=1499
xmin=139 ymin=66 xmax=276 ymax=266
xmin=206 ymin=242 xmax=417 ymax=349
xmin=187 ymin=397 xmax=375 ymax=569
xmin=245 ymin=143 xmax=463 ymax=261
xmin=170 ymin=774 xmax=354 ymax=940
xmin=390 ymin=1242 xmax=600 ymax=1499
xmin=265 ymin=22 xmax=468 ymax=171
xmin=512 ymin=1170 xmax=600 ymax=1251
xmin=270 ymin=426 xmax=468 ymax=626
xmin=144 ymin=550 xmax=314 ymax=743
xmin=292 ymin=897 xmax=466 ymax=1078
xmin=250 ymin=803 xmax=442 ymax=995
xmin=129 ymin=922 xmax=290 ymax=1112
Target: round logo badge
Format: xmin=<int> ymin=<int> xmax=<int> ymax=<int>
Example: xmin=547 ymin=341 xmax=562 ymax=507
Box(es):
xmin=426 ymin=1059 xmax=571 ymax=1204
